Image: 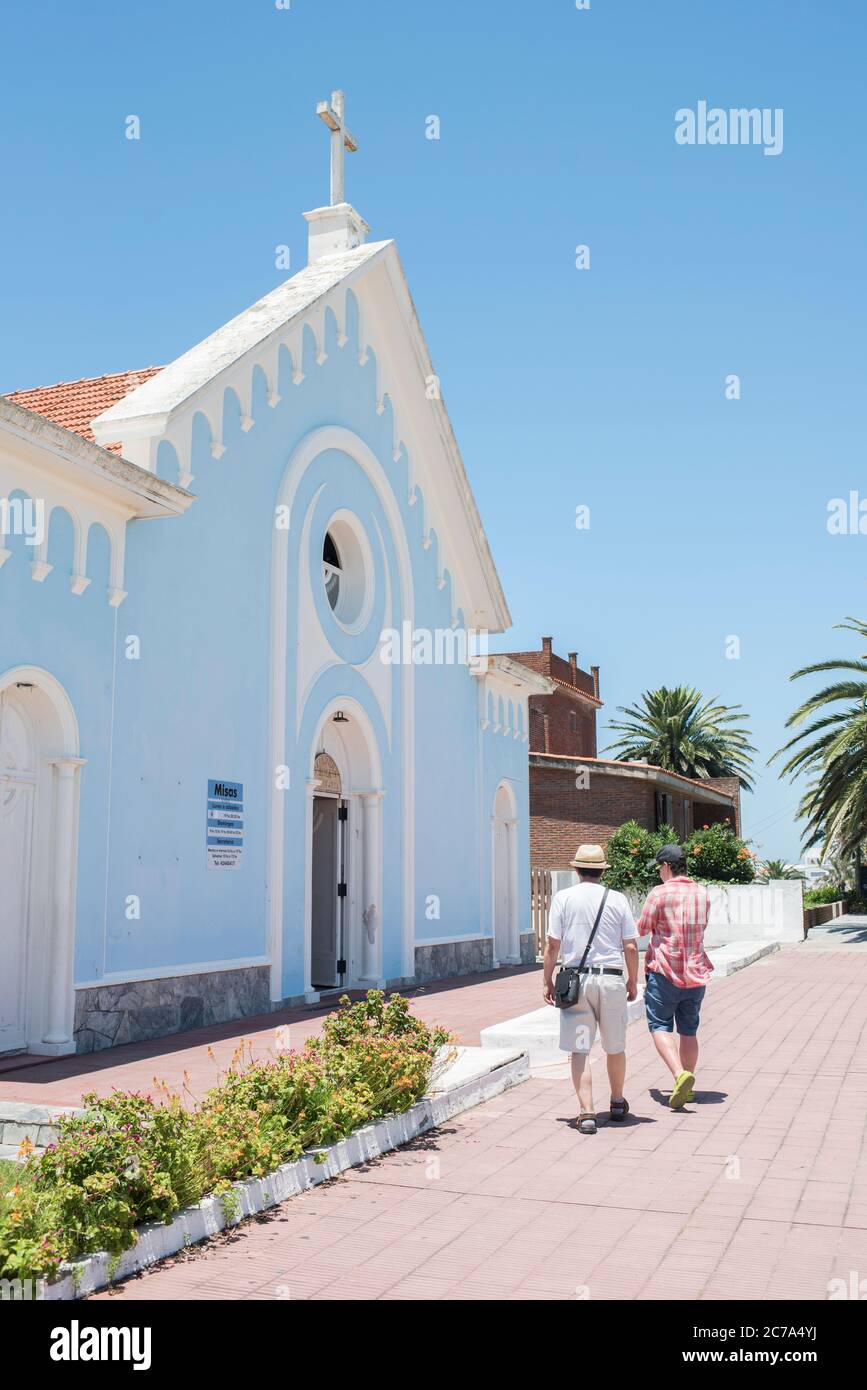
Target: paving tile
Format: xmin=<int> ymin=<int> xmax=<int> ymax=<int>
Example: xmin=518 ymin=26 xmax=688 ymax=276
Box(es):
xmin=83 ymin=945 xmax=867 ymax=1302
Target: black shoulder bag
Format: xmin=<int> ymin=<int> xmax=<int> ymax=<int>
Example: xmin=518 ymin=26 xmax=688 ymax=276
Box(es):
xmin=553 ymin=888 xmax=610 ymax=1009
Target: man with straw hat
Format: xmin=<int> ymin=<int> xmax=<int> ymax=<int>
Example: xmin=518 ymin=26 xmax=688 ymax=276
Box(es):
xmin=543 ymin=844 xmax=640 ymax=1135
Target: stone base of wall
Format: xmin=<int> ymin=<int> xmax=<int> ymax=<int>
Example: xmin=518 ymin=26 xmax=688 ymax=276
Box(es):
xmin=73 ymin=941 xmax=541 ymax=1056
xmin=74 ymin=965 xmax=272 ymax=1054
xmin=519 ymin=930 xmax=538 ymax=965
xmin=414 ymin=937 xmax=494 ymax=984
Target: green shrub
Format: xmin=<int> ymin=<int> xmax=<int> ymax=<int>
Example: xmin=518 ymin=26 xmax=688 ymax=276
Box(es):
xmin=684 ymin=821 xmax=756 ymax=883
xmin=0 ymin=991 xmax=449 ymax=1286
xmin=0 ymin=1158 xmax=22 ymax=1190
xmin=803 ymin=884 xmax=846 ymax=906
xmin=317 ymin=989 xmax=448 ymax=1054
xmin=0 ymin=1091 xmax=200 ymax=1282
xmin=195 ymin=1045 xmax=347 ymax=1184
xmin=603 ymin=820 xmax=680 ymax=895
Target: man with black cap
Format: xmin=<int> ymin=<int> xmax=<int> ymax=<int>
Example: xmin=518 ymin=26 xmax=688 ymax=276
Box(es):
xmin=636 ymin=843 xmax=713 ymax=1109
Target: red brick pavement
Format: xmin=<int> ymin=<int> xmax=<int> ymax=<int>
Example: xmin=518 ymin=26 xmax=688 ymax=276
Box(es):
xmin=0 ymin=966 xmax=540 ymax=1108
xmin=90 ymin=945 xmax=867 ymax=1301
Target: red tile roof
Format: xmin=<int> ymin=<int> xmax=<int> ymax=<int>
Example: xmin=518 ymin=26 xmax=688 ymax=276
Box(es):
xmin=547 ymin=673 xmax=603 ymax=706
xmin=4 ymin=367 xmax=163 ymax=453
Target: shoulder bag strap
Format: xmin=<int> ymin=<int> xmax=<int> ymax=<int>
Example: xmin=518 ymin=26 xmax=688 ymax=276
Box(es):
xmin=575 ymin=887 xmax=610 ymax=973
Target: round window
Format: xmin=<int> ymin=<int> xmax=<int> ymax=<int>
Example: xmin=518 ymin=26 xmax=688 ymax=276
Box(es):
xmin=323 ymin=532 xmax=342 ymax=612
xmin=321 ymin=517 xmax=369 ymax=630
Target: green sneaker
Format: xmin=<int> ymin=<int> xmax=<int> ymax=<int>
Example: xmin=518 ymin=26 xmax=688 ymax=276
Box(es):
xmin=669 ymin=1070 xmax=696 ymax=1109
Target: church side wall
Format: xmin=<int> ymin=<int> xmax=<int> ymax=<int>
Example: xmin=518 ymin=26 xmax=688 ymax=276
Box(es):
xmin=3 ymin=289 xmax=536 ymax=1052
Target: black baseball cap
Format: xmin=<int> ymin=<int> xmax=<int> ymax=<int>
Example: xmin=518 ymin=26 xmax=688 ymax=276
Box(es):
xmin=655 ymin=843 xmax=687 ymax=869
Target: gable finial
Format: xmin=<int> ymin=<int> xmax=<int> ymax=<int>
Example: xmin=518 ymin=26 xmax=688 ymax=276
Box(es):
xmin=316 ymin=90 xmax=358 ymax=206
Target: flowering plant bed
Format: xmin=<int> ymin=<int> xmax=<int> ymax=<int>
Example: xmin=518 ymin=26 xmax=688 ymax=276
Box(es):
xmin=0 ymin=992 xmax=450 ymax=1289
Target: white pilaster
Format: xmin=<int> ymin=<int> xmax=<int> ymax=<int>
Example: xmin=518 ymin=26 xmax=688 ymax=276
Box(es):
xmin=40 ymin=756 xmax=86 ymax=1052
xmin=359 ymin=790 xmax=385 ymax=986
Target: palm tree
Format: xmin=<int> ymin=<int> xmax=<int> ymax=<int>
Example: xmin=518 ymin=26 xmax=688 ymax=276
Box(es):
xmin=771 ymin=617 xmax=867 ymax=861
xmin=818 ymin=843 xmax=855 ymax=894
xmin=757 ymin=858 xmax=805 ymax=882
xmin=604 ymin=686 xmax=756 ymax=790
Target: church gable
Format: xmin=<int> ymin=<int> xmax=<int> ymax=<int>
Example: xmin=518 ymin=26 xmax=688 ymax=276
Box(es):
xmin=90 ymin=233 xmax=509 ymax=634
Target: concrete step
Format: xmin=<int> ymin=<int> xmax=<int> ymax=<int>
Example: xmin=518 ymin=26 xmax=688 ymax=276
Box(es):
xmin=428 ymin=1044 xmax=528 ymax=1095
xmin=0 ymin=1100 xmax=81 ymax=1152
xmin=0 ymin=1143 xmax=46 ymax=1163
xmin=479 ymin=940 xmax=780 ymax=1064
xmin=708 ymin=939 xmax=780 ymax=976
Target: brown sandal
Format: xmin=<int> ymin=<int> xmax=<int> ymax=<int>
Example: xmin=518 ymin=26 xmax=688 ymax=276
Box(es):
xmin=578 ymin=1112 xmax=597 ymax=1135
xmin=610 ymin=1098 xmax=630 ymax=1121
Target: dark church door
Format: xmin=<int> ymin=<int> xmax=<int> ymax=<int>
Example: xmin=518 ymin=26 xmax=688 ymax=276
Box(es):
xmin=311 ymin=797 xmax=347 ymax=989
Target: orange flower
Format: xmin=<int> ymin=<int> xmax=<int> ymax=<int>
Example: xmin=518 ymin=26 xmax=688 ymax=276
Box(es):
xmin=17 ymin=1135 xmax=34 ymax=1160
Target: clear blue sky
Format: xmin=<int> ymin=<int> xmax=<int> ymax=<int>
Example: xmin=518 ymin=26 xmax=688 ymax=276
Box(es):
xmin=2 ymin=0 xmax=865 ymax=861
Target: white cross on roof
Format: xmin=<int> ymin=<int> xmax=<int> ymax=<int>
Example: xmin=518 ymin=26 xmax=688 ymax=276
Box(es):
xmin=316 ymin=90 xmax=359 ymax=206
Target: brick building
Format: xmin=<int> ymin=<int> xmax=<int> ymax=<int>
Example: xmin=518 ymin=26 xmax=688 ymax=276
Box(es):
xmin=504 ymin=637 xmax=742 ymax=870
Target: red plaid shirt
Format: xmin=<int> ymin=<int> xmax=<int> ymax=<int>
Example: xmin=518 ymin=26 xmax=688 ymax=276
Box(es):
xmin=637 ymin=876 xmax=713 ymax=987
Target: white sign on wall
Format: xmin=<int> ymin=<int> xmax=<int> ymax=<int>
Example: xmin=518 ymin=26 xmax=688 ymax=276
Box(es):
xmin=207 ymin=779 xmax=244 ymax=870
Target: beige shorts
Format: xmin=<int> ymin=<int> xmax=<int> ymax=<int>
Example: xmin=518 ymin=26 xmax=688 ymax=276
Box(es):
xmin=559 ymin=974 xmax=628 ymax=1054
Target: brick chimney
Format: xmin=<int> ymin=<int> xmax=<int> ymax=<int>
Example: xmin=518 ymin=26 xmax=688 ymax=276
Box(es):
xmin=568 ymin=652 xmax=578 ymax=686
xmin=591 ymin=665 xmax=600 ymax=699
xmin=541 ymin=636 xmax=552 ymax=655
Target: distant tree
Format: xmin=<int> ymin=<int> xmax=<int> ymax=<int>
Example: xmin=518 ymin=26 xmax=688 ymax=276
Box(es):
xmin=605 ymin=686 xmax=755 ymax=791
xmin=757 ymin=859 xmax=805 ymax=882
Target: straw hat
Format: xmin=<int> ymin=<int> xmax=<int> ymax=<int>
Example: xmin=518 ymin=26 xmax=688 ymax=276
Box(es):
xmin=570 ymin=843 xmax=610 ymax=871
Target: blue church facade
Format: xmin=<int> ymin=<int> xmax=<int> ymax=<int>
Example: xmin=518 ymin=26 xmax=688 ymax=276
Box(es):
xmin=0 ymin=187 xmax=548 ymax=1055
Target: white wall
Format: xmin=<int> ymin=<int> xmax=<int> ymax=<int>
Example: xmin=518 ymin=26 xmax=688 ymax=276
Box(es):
xmin=548 ymin=876 xmax=804 ymax=946
xmin=623 ymin=879 xmax=804 ymax=946
xmin=703 ymin=880 xmax=804 ymax=945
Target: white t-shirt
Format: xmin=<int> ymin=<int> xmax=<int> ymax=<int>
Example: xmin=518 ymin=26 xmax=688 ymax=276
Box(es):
xmin=547 ymin=882 xmax=638 ymax=968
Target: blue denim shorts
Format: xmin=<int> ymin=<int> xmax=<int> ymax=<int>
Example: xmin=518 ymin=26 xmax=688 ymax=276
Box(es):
xmin=644 ymin=970 xmax=705 ymax=1036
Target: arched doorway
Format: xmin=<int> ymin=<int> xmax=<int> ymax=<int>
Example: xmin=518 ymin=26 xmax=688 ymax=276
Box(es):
xmin=492 ymin=781 xmax=519 ymax=966
xmin=305 ymin=702 xmax=383 ymax=999
xmin=0 ymin=667 xmax=83 ymax=1055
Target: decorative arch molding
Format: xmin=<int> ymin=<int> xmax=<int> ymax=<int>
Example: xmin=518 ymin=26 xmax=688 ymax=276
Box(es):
xmin=306 ymin=693 xmax=384 ymax=792
xmin=0 ymin=664 xmax=83 ymax=1054
xmin=0 ymin=474 xmax=126 ymax=604
xmin=0 ymin=664 xmax=80 ymax=756
xmin=266 ymin=425 xmax=416 ymax=999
